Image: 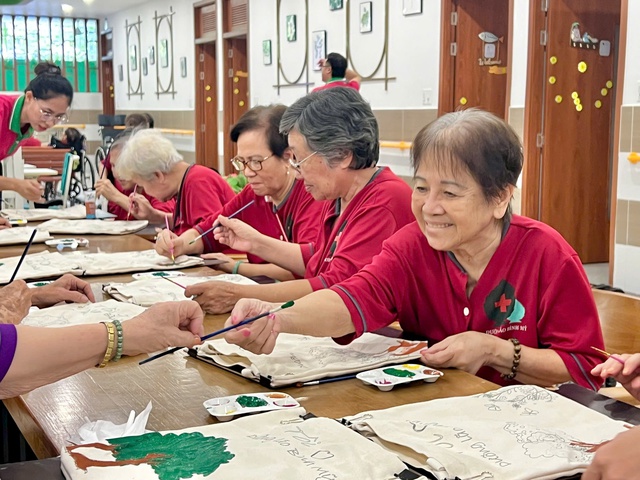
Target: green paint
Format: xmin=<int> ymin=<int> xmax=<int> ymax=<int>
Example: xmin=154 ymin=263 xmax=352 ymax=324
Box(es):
xmin=33 ymin=282 xmax=49 ymax=287
xmin=383 ymin=368 xmax=416 ymax=378
xmin=236 ymin=395 xmax=268 ymax=408
xmin=152 ymin=272 xmax=170 ymax=277
xmin=110 ymin=431 xmax=234 ymax=480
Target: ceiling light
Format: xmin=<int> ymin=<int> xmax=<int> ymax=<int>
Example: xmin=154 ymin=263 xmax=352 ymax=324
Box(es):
xmin=61 ymin=3 xmax=74 ymax=15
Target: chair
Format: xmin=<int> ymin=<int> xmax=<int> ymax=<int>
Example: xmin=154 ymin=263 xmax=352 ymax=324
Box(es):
xmin=35 ymin=153 xmax=77 ymax=208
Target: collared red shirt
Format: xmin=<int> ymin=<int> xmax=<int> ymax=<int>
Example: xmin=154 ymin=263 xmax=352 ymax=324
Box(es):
xmin=312 ymin=77 xmax=361 ymax=93
xmin=0 ymin=95 xmax=34 ymax=161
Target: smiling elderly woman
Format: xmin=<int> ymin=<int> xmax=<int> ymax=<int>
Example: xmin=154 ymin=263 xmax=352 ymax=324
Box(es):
xmin=114 ymin=129 xmax=234 ymax=232
xmin=223 ymin=108 xmax=606 ymax=390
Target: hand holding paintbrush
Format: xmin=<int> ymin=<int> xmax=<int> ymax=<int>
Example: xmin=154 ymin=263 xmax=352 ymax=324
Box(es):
xmin=591 ymin=349 xmax=640 ymax=399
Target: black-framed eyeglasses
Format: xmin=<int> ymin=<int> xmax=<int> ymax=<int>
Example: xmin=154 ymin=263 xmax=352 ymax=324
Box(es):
xmin=288 ymin=151 xmax=317 ymax=171
xmin=35 ymin=98 xmax=69 ymax=125
xmin=231 ymin=153 xmax=274 ymax=172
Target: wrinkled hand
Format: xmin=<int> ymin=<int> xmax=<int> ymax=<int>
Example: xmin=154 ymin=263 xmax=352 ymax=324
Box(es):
xmin=582 ymin=425 xmax=640 ymax=480
xmin=420 ymin=331 xmax=498 ymax=375
xmin=123 ymin=301 xmax=204 ymax=356
xmin=213 ymin=216 xmax=263 ymax=253
xmin=130 ymin=193 xmax=156 ymax=220
xmin=94 ymin=178 xmax=120 ymax=201
xmin=592 ymin=353 xmax=640 ymax=401
xmin=30 ymin=274 xmax=95 ymax=308
xmin=224 ymin=298 xmax=281 ymax=354
xmin=15 ymin=179 xmax=44 ymax=202
xmin=0 ymin=280 xmax=31 ymax=324
xmin=155 ymin=227 xmax=184 ymax=258
xmin=0 ymin=217 xmax=11 ymax=230
xmin=184 ymin=280 xmax=240 ymax=314
xmin=201 ymin=253 xmax=234 ymax=273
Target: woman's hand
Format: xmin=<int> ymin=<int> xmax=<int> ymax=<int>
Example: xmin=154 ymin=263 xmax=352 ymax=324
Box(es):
xmin=16 ymin=179 xmax=44 ymax=202
xmin=0 ymin=217 xmax=11 ymax=230
xmin=420 ymin=331 xmax=499 ymax=375
xmin=30 ymin=274 xmax=95 ymax=308
xmin=592 ymin=353 xmax=640 ymax=401
xmin=155 ymin=228 xmax=185 ymax=258
xmin=122 ymin=301 xmax=204 ymax=356
xmin=184 ymin=281 xmax=241 ymax=314
xmin=582 ymin=425 xmax=640 ymax=480
xmin=223 ymin=298 xmax=281 ymax=354
xmin=0 ymin=280 xmax=31 ymax=324
xmin=94 ymin=178 xmax=121 ymax=202
xmin=213 ymin=216 xmax=264 ymax=253
xmin=201 ymin=253 xmax=234 ymax=273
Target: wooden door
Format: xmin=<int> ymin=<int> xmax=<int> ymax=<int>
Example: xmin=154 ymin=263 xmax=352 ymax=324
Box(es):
xmin=439 ymin=0 xmax=510 ymax=119
xmin=223 ymin=36 xmax=249 ymax=174
xmin=195 ymin=42 xmax=218 ymax=169
xmin=100 ymin=60 xmax=114 ymax=115
xmin=522 ymin=0 xmax=620 ymax=263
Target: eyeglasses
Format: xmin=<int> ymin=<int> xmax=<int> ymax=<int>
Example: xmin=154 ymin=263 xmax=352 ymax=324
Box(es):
xmin=288 ymin=151 xmax=318 ymax=171
xmin=231 ymin=153 xmax=274 ymax=172
xmin=35 ymin=98 xmax=69 ymax=125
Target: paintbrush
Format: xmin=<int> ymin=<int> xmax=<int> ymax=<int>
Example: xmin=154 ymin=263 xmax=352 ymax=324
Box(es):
xmin=160 ymin=276 xmax=186 ymax=289
xmin=296 ymin=373 xmax=358 ymax=387
xmin=10 ymin=229 xmax=37 ymax=283
xmin=165 ymin=215 xmax=175 ymax=263
xmin=126 ymin=184 xmax=138 ymax=221
xmin=139 ymin=300 xmax=294 ymax=365
xmin=189 ymin=200 xmax=255 ymax=245
xmin=591 ymin=346 xmax=626 ymax=365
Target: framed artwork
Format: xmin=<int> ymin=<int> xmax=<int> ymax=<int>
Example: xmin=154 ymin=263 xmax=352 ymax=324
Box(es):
xmin=312 ymin=31 xmax=327 ymax=71
xmin=159 ymin=38 xmax=169 ymax=68
xmin=180 ymin=57 xmax=187 ymax=77
xmin=286 ymin=15 xmax=297 ymax=42
xmin=142 ymin=57 xmax=148 ymax=76
xmin=148 ymin=46 xmax=155 ymax=65
xmin=118 ymin=64 xmax=123 ymax=82
xmin=262 ymin=40 xmax=272 ymax=65
xmin=329 ymin=0 xmax=343 ymax=10
xmin=402 ymin=0 xmax=423 ymax=16
xmin=359 ymin=2 xmax=372 ymax=33
xmin=129 ymin=44 xmax=137 ymax=71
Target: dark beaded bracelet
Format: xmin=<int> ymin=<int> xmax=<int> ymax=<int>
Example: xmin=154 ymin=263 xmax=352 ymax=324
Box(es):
xmin=112 ymin=319 xmax=124 ymax=362
xmin=500 ymin=338 xmax=521 ymax=380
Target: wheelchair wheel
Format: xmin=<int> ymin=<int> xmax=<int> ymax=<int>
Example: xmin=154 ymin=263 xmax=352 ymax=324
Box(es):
xmin=81 ymin=155 xmax=96 ymax=190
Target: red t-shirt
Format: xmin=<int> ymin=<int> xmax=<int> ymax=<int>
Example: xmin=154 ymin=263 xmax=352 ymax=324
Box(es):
xmin=312 ymin=79 xmax=361 ymax=93
xmin=331 ymin=216 xmax=605 ymax=389
xmin=173 ymin=164 xmax=235 ymax=235
xmin=302 ymin=167 xmax=414 ymax=290
xmin=0 ymin=94 xmax=34 ymax=161
xmin=195 ymin=179 xmax=324 ymax=264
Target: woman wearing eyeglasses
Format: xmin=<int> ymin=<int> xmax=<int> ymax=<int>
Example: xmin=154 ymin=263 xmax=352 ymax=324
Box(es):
xmin=0 ymin=62 xmax=72 ymax=202
xmin=155 ymin=105 xmax=324 ymax=281
xmin=171 ymin=88 xmax=414 ymax=314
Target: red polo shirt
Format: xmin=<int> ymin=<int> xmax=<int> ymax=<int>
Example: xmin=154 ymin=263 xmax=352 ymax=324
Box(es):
xmin=0 ymin=95 xmax=35 ymax=161
xmin=312 ymin=78 xmax=361 ymax=93
xmin=331 ymin=216 xmax=605 ymax=389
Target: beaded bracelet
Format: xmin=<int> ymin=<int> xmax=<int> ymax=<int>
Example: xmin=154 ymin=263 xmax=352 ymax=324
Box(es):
xmin=500 ymin=338 xmax=521 ymax=380
xmin=98 ymin=322 xmax=116 ymax=368
xmin=112 ymin=319 xmax=124 ymax=362
xmin=232 ymin=260 xmax=244 ymax=275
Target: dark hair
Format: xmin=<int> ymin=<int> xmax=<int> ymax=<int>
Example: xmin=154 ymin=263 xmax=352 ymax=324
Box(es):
xmin=64 ymin=127 xmax=82 ymax=144
xmin=411 ymin=108 xmax=522 ymax=221
xmin=326 ymin=52 xmax=347 ymax=78
xmin=125 ymin=113 xmax=150 ymax=129
xmin=230 ymin=105 xmax=288 ymax=158
xmin=25 ymin=62 xmax=73 ymax=104
xmin=280 ymin=88 xmax=378 ymax=170
xmin=143 ymin=113 xmax=155 ymax=128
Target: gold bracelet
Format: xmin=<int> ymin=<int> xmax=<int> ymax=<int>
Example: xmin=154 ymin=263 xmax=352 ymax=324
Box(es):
xmin=500 ymin=338 xmax=521 ymax=380
xmin=98 ymin=322 xmax=116 ymax=368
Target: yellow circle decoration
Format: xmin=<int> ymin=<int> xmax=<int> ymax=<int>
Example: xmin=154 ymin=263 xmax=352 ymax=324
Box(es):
xmin=550 ymin=56 xmax=558 ymax=65
xmin=239 ymin=101 xmax=245 ymax=107
xmin=460 ymin=97 xmax=468 ymax=105
xmin=555 ymin=95 xmax=563 ymax=103
xmin=595 ymin=100 xmax=602 ymax=108
xmin=233 ymin=88 xmax=239 ymax=94
xmin=233 ymin=77 xmax=239 ymax=83
xmin=601 ymin=88 xmax=608 ymax=96
xmin=573 ymin=98 xmax=581 ymax=106
xmin=576 ymin=104 xmax=583 ymax=112
xmin=548 ymin=76 xmax=556 ymax=84
xmin=578 ymin=61 xmax=587 ymax=73
xmin=606 ymin=80 xmax=613 ymax=89
xmin=571 ymin=91 xmax=579 ymax=99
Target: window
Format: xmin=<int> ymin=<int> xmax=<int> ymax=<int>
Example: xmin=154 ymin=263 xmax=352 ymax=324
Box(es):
xmin=0 ymin=15 xmax=100 ymax=93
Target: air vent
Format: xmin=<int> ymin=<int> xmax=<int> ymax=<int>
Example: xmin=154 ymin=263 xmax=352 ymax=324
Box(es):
xmin=230 ymin=0 xmax=247 ymax=29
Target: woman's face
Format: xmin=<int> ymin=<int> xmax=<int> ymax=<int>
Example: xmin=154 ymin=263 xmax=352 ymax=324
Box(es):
xmin=236 ymin=129 xmax=290 ymax=197
xmin=288 ymin=130 xmax=344 ymax=201
xmin=23 ymin=92 xmax=70 ymax=132
xmin=411 ymin=157 xmax=510 ymax=256
xmin=132 ymin=170 xmax=175 ymax=202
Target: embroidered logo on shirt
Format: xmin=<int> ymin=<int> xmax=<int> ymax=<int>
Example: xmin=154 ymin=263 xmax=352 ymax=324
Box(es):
xmin=484 ymin=279 xmax=526 ymax=327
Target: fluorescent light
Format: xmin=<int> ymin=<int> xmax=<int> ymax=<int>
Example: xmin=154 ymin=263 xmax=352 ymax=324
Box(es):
xmin=61 ymin=3 xmax=74 ymax=15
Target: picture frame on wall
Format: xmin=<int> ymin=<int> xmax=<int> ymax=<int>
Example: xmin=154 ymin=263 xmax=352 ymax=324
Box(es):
xmin=180 ymin=57 xmax=187 ymax=77
xmin=148 ymin=46 xmax=155 ymax=65
xmin=129 ymin=45 xmax=137 ymax=71
xmin=329 ymin=0 xmax=343 ymax=10
xmin=159 ymin=38 xmax=169 ymax=68
xmin=142 ymin=57 xmax=148 ymax=76
xmin=402 ymin=0 xmax=423 ymax=16
xmin=286 ymin=15 xmax=297 ymax=42
xmin=359 ymin=2 xmax=372 ymax=33
xmin=312 ymin=31 xmax=327 ymax=71
xmin=262 ymin=40 xmax=272 ymax=65
xmin=118 ymin=64 xmax=123 ymax=82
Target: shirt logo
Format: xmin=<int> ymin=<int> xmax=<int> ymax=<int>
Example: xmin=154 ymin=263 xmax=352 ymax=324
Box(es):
xmin=484 ymin=279 xmax=525 ymax=327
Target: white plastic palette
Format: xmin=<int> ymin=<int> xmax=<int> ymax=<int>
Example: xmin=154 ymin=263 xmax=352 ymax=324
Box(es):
xmin=203 ymin=392 xmax=300 ymax=422
xmin=45 ymin=238 xmax=89 ymax=249
xmin=132 ymin=270 xmax=186 ymax=279
xmin=357 ymin=363 xmax=443 ymax=391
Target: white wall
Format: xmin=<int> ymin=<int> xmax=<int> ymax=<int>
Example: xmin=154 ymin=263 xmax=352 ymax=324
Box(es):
xmin=510 ymin=0 xmax=529 ymax=107
xmin=249 ymin=0 xmax=441 ymax=109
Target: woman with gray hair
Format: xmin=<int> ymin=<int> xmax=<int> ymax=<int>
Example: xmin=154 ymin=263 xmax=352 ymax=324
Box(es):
xmin=223 ymin=108 xmax=606 ymax=391
xmin=183 ymin=88 xmax=414 ymax=314
xmin=114 ymin=129 xmax=234 ymax=233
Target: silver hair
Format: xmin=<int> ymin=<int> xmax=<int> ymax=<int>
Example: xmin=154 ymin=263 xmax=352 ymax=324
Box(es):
xmin=114 ymin=128 xmax=183 ymax=181
xmin=279 ymin=88 xmax=379 ymax=169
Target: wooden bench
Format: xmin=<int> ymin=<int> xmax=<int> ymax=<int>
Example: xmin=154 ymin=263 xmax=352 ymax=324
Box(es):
xmin=20 ymin=146 xmax=68 ymax=172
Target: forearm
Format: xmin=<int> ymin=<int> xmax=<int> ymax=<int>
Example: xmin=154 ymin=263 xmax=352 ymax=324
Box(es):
xmin=238 ymin=279 xmax=314 ymax=304
xmin=235 ymin=262 xmax=295 ymax=282
xmin=110 ymin=191 xmax=131 ymax=211
xmin=1 ymin=324 xmax=108 ymax=399
xmin=279 ymin=289 xmax=355 ymax=338
xmin=0 ymin=177 xmax=19 ymax=192
xmin=180 ymin=230 xmax=204 ymax=255
xmin=345 ymin=68 xmax=361 ymax=83
xmin=489 ymin=340 xmax=571 ymax=386
xmin=251 ymin=237 xmax=306 ymax=276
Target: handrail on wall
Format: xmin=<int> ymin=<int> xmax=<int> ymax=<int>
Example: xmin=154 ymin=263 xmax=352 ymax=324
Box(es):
xmin=380 ymin=140 xmax=412 ymax=151
xmin=50 ymin=124 xmax=87 ymax=129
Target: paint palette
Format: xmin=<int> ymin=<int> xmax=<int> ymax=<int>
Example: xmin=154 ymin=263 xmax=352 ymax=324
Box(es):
xmin=132 ymin=270 xmax=186 ymax=279
xmin=203 ymin=392 xmax=300 ymax=422
xmin=27 ymin=280 xmax=53 ymax=288
xmin=45 ymin=238 xmax=89 ymax=249
xmin=357 ymin=364 xmax=443 ymax=391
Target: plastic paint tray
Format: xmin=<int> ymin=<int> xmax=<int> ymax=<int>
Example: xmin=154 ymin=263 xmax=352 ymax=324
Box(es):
xmin=45 ymin=238 xmax=89 ymax=249
xmin=132 ymin=271 xmax=186 ymax=279
xmin=203 ymin=392 xmax=300 ymax=422
xmin=357 ymin=364 xmax=444 ymax=391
